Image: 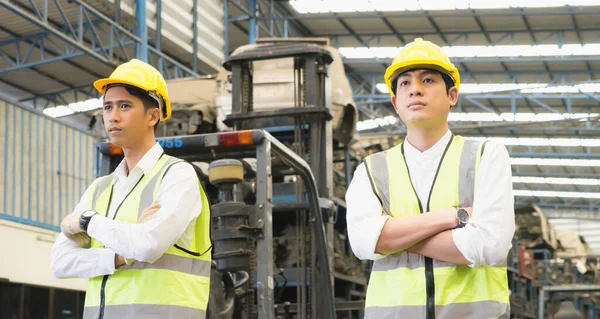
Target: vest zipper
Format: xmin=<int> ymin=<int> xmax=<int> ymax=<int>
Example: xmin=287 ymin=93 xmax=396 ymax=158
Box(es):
xmin=99 ymin=275 xmax=109 ymax=319
xmin=401 ymin=135 xmax=454 ymax=319
xmin=97 ymin=175 xmax=144 ymax=319
xmin=425 ymin=257 xmax=435 ymax=319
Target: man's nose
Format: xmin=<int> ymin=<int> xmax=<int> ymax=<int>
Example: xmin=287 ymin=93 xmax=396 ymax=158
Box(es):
xmin=409 ymin=82 xmax=424 ymax=97
xmin=108 ymin=108 xmax=121 ymax=122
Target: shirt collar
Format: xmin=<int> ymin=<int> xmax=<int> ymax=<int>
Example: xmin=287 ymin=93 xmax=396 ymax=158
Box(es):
xmin=403 ymin=129 xmax=452 ymax=160
xmin=113 ymin=142 xmax=164 ymax=181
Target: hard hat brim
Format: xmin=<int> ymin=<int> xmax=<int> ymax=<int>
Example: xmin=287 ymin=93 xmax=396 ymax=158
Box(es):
xmin=94 ymin=78 xmax=152 ymax=94
xmin=390 ymin=64 xmax=456 ymax=85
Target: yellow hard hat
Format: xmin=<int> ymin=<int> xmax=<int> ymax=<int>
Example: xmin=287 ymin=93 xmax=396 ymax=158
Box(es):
xmin=94 ymin=59 xmax=171 ymax=121
xmin=384 ymin=38 xmax=460 ymax=96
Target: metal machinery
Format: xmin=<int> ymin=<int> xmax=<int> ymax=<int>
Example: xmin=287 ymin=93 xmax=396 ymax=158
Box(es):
xmin=94 ymin=40 xmax=366 ymax=319
xmin=508 ymin=205 xmax=600 ymax=318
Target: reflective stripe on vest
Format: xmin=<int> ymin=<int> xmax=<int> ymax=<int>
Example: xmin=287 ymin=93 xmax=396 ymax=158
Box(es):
xmin=363 ymin=135 xmax=510 ymax=319
xmin=84 ymin=304 xmax=206 ymax=319
xmin=82 ymin=154 xmax=211 ymax=319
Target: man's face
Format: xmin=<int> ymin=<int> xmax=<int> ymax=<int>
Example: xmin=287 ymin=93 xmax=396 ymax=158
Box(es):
xmin=102 ymin=86 xmax=158 ymax=148
xmin=391 ymin=69 xmax=458 ymax=129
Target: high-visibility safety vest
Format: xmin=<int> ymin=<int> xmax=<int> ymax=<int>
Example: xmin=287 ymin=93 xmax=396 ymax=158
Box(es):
xmin=82 ymin=154 xmax=212 ymax=319
xmin=363 ymin=134 xmax=510 ymax=319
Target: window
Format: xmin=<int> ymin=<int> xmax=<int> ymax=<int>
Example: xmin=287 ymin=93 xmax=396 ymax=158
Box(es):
xmin=0 ymin=282 xmax=85 ymax=319
xmin=23 ymin=285 xmax=49 ymax=319
xmin=0 ymin=281 xmax=21 ymax=319
xmin=53 ymin=289 xmax=78 ymax=319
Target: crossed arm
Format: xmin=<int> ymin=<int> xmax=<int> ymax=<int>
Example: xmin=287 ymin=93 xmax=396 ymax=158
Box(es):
xmin=346 ymin=143 xmax=515 ymax=267
xmin=51 ymin=162 xmax=202 ymax=279
xmin=374 ymin=208 xmax=471 ymax=264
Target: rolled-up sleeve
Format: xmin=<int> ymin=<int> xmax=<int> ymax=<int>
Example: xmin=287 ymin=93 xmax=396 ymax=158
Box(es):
xmin=346 ymin=163 xmax=390 ymax=261
xmin=51 ymin=187 xmax=117 ymax=279
xmin=452 ymin=142 xmax=515 ymax=267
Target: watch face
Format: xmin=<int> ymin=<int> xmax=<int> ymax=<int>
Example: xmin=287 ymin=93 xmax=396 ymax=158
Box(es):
xmin=457 ymin=209 xmax=469 ymax=223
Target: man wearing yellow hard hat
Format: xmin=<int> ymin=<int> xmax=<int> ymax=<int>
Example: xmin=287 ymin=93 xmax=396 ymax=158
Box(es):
xmin=50 ymin=59 xmax=212 ymax=318
xmin=346 ymin=38 xmax=515 ymax=318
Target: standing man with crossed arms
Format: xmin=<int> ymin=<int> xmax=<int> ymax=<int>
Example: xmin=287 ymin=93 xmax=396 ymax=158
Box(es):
xmin=346 ymin=38 xmax=515 ymax=318
xmin=51 ymin=59 xmax=211 ymax=318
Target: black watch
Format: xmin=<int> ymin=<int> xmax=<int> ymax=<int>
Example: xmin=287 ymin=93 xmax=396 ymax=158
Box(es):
xmin=455 ymin=207 xmax=469 ymax=229
xmin=80 ymin=210 xmax=98 ymax=232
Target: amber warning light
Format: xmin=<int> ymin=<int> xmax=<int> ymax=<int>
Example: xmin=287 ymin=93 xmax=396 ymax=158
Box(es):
xmin=218 ymin=130 xmax=254 ymax=146
xmin=108 ymin=143 xmax=124 ymax=155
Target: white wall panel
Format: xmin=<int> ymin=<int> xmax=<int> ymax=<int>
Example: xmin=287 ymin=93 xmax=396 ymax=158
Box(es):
xmin=0 ymin=100 xmax=98 ymax=230
xmin=0 ymin=219 xmax=87 ymax=291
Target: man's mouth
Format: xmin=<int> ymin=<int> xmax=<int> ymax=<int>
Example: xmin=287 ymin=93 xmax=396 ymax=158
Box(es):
xmin=408 ymin=101 xmax=426 ymax=108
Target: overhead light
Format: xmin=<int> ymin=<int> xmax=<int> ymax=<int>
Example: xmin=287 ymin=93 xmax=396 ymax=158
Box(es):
xmin=513 ymin=176 xmax=600 ymax=186
xmin=468 ymin=136 xmax=600 ymax=147
xmin=376 ymin=82 xmax=547 ymax=94
xmin=43 ymin=98 xmax=101 ymax=118
xmin=460 ymin=83 xmax=551 ymax=94
xmin=514 ymin=189 xmax=600 ymax=199
xmin=449 ymin=113 xmax=598 ymax=122
xmin=341 ymin=44 xmax=600 ymax=60
xmin=375 ymin=83 xmax=389 ymax=94
xmin=521 ymin=83 xmax=600 ymax=94
xmin=375 ymin=81 xmax=600 ymax=94
xmin=356 ymin=113 xmax=597 ymax=131
xmin=511 ymin=158 xmax=600 ymax=167
xmin=290 ymin=0 xmax=597 ymax=13
xmin=356 ymin=115 xmax=398 ymax=131
xmin=43 ymin=105 xmax=74 ymax=118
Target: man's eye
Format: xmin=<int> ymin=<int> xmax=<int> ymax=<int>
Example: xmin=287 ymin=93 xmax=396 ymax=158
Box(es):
xmin=120 ymin=104 xmax=130 ymax=108
xmin=400 ymin=81 xmax=409 ymax=86
xmin=103 ymin=105 xmax=111 ymax=110
xmin=424 ymin=78 xmax=434 ymax=83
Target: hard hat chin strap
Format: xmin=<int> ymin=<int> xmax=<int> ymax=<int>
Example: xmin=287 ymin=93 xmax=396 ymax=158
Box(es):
xmin=145 ymin=90 xmax=166 ymax=120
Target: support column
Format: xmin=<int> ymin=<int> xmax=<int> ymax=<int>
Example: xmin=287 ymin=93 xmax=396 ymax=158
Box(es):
xmin=223 ymin=0 xmax=229 ymax=56
xmin=135 ymin=0 xmax=148 ymax=62
xmin=156 ymin=0 xmax=163 ymax=71
xmin=248 ymin=0 xmax=257 ymax=44
xmin=192 ymin=0 xmax=198 ymax=73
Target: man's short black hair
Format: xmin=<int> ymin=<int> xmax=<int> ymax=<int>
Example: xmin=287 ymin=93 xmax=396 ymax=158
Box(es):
xmin=105 ymin=84 xmax=160 ymax=131
xmin=391 ymin=69 xmax=455 ymax=96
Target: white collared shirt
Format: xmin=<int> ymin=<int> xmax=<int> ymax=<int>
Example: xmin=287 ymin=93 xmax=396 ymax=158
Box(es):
xmin=345 ymin=130 xmax=515 ymax=267
xmin=51 ymin=143 xmax=203 ymax=279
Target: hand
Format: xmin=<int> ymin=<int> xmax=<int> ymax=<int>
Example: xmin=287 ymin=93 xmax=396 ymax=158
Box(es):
xmin=113 ymin=201 xmax=161 ymax=269
xmin=69 ymin=232 xmax=92 ymax=247
xmin=115 ymin=253 xmax=136 ymax=269
xmin=60 ymin=212 xmax=85 ymax=237
xmin=115 ymin=254 xmax=126 ymax=268
xmin=138 ymin=200 xmax=161 ymax=224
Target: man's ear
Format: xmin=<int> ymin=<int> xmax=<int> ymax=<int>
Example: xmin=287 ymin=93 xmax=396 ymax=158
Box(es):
xmin=448 ymin=87 xmax=459 ymax=108
xmin=391 ymin=94 xmax=399 ymax=113
xmin=149 ymin=107 xmax=161 ymax=127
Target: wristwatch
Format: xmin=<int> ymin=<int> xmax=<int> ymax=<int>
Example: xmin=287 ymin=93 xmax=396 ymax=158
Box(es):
xmin=79 ymin=210 xmax=98 ymax=232
xmin=455 ymin=207 xmax=469 ymax=229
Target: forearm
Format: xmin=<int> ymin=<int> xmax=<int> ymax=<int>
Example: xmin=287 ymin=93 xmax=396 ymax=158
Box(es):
xmin=406 ymin=230 xmax=470 ymax=265
xmin=87 ymin=172 xmax=202 ymax=263
xmin=51 ymin=233 xmax=117 ymax=279
xmin=375 ymin=211 xmax=454 ymax=255
xmin=87 ymin=216 xmax=163 ymax=262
